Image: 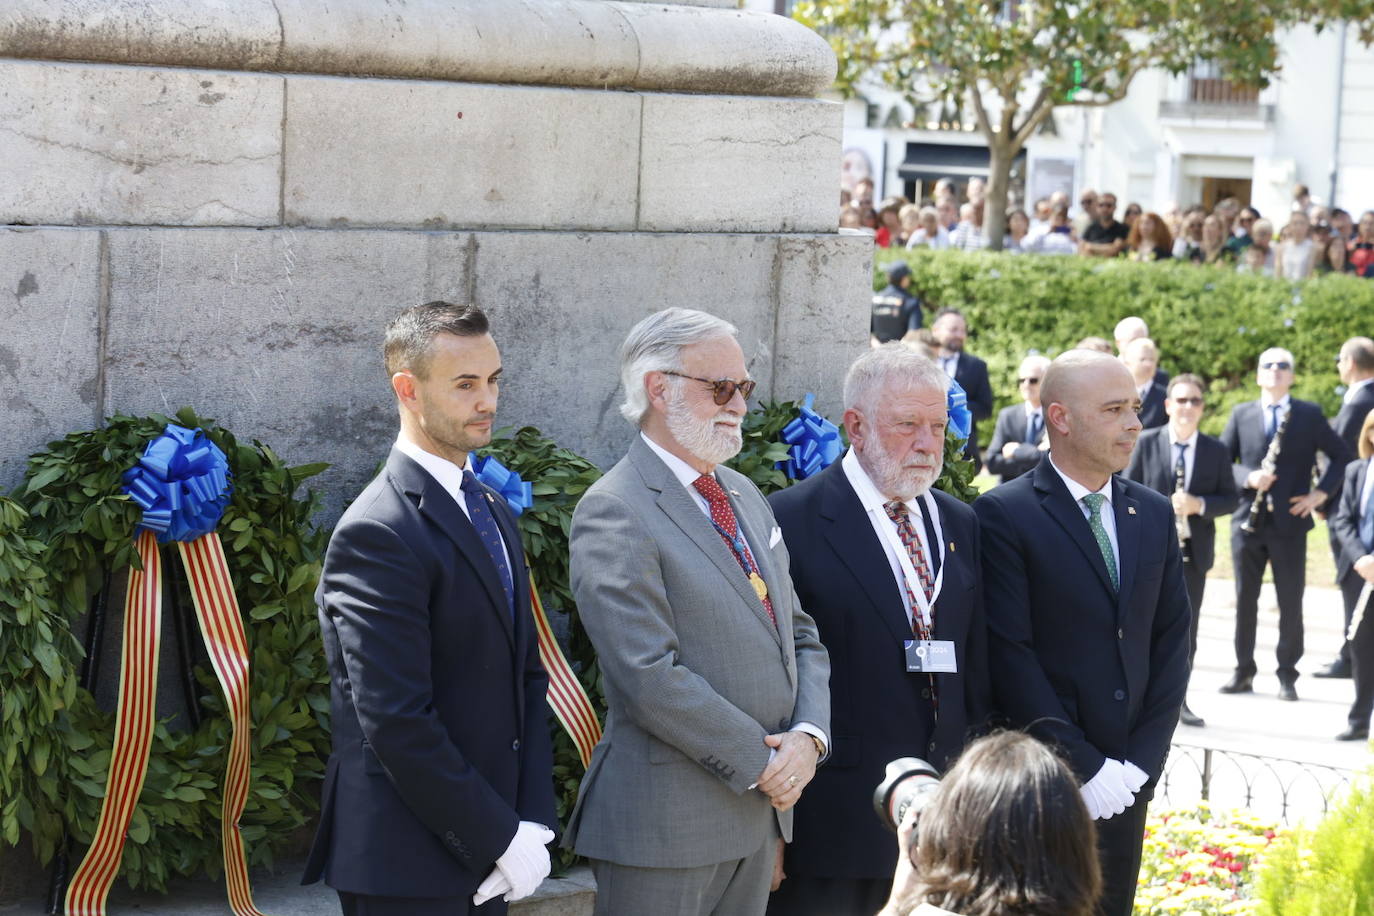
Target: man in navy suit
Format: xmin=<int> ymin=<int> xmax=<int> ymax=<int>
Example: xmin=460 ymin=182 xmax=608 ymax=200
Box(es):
xmin=931 ymin=309 xmax=993 ymax=472
xmin=985 ymin=354 xmax=1050 ymax=484
xmin=1316 ymin=337 xmax=1374 ymax=678
xmin=767 ymin=346 xmax=990 ymax=916
xmin=1126 ymin=374 xmax=1238 ymax=727
xmin=1330 ymin=412 xmax=1374 ymax=741
xmin=1219 ymin=347 xmax=1350 ymax=701
xmin=1121 ymin=338 xmax=1168 ymax=429
xmin=304 ymin=302 xmax=557 ymax=915
xmin=975 ymin=349 xmax=1190 ymax=916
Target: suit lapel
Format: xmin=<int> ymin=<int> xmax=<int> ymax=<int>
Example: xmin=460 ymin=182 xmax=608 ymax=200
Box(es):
xmin=729 ymin=481 xmax=789 ymax=650
xmin=392 ymin=451 xmax=518 ymax=653
xmin=817 ymin=464 xmax=914 ymax=645
xmin=1157 ymin=429 xmax=1174 ymax=493
xmin=1113 ymin=477 xmax=1140 ymax=615
xmin=1033 ymin=462 xmax=1117 ymax=597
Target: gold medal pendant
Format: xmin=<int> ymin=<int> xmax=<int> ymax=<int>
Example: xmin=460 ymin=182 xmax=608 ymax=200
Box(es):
xmin=749 ymin=572 xmax=768 ymax=600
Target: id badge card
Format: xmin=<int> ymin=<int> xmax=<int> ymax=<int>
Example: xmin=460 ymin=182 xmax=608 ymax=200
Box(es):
xmin=904 ymin=639 xmax=957 ymax=673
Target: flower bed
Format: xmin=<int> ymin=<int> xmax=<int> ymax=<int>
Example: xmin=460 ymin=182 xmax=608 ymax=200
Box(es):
xmin=1135 ymin=803 xmax=1280 ymax=915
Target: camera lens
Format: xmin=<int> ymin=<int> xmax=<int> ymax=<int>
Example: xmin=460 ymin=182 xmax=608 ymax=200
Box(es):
xmin=873 ymin=757 xmax=941 ymax=832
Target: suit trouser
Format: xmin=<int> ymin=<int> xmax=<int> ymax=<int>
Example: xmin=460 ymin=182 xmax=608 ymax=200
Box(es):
xmin=1182 ymin=559 xmax=1207 ymax=672
xmin=338 ymin=890 xmax=505 ymax=915
xmin=591 ymin=836 xmax=776 ymax=916
xmin=1232 ymin=526 xmax=1306 ymax=682
xmin=1343 ymin=571 xmax=1374 ymax=728
xmin=1095 ymin=799 xmax=1150 ymax=916
xmin=1330 ymin=527 xmax=1354 ymax=666
xmin=766 ymin=874 xmax=889 ymax=916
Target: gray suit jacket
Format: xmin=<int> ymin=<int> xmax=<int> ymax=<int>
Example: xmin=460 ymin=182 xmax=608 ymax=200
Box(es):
xmin=564 ymin=436 xmax=831 ymax=868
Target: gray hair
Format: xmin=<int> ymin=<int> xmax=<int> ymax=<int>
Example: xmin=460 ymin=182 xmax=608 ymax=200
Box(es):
xmin=618 ymin=308 xmax=739 ymax=424
xmin=1113 ymin=316 xmax=1148 ymax=344
xmin=843 ymin=344 xmax=949 ymax=417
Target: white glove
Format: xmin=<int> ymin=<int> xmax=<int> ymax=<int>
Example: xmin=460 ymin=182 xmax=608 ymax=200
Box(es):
xmin=491 ymin=821 xmax=555 ymax=902
xmin=472 ymin=868 xmax=513 ymax=906
xmin=1122 ymin=760 xmax=1149 ymax=795
xmin=1081 ymin=759 xmax=1134 ymax=820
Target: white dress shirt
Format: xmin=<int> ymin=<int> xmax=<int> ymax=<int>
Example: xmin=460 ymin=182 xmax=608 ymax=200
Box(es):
xmin=1024 ymin=405 xmax=1044 ymax=443
xmin=1347 ymin=376 xmax=1374 ymax=405
xmin=841 ymin=448 xmax=944 ymax=630
xmin=939 ymin=352 xmax=961 ymax=380
xmin=1258 ymin=392 xmax=1291 ymax=438
xmin=1048 ymin=454 xmax=1119 ymax=573
xmin=395 ymin=434 xmax=516 ymax=560
xmin=1167 ymin=428 xmax=1198 ymax=490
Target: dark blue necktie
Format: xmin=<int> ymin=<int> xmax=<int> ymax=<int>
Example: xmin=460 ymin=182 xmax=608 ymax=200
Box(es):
xmin=1265 ymin=404 xmax=1281 ymax=444
xmin=1175 ymin=442 xmax=1188 ymax=479
xmin=460 ymin=470 xmax=515 ymax=621
xmin=1028 ymin=412 xmax=1042 ymax=444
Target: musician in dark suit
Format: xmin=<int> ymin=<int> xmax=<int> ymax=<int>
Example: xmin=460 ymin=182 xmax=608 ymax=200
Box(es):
xmin=1316 ymin=337 xmax=1374 ymax=678
xmin=767 ymin=346 xmax=990 ymax=915
xmin=1219 ymin=347 xmax=1351 ymax=701
xmin=931 ymin=308 xmax=993 ymax=472
xmin=975 ymin=350 xmax=1191 ymax=916
xmin=985 ymin=354 xmax=1050 ymax=484
xmin=1121 ymin=337 xmax=1167 ymax=429
xmin=1113 ymin=316 xmax=1169 ymax=389
xmin=304 ymin=303 xmax=557 ymax=915
xmin=1125 ymin=374 xmax=1238 ymax=727
xmin=1330 ymin=407 xmax=1374 ymax=740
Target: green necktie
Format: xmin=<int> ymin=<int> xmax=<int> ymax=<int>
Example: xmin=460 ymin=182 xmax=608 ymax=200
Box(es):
xmin=1082 ymin=493 xmax=1119 ymax=590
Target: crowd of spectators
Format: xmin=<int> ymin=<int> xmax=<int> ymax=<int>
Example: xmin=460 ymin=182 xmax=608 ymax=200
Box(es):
xmin=841 ymin=178 xmax=1374 ymax=279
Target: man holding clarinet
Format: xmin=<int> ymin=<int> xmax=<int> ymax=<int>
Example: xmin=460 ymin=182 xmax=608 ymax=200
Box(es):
xmin=1219 ymin=348 xmax=1350 ymax=702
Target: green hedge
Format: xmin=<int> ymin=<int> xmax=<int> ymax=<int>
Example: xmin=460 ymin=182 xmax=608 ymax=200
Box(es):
xmin=875 ymin=250 xmax=1374 ymax=438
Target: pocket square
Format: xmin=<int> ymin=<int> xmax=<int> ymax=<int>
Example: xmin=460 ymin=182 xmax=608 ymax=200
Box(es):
xmin=768 ymin=526 xmax=783 ymax=548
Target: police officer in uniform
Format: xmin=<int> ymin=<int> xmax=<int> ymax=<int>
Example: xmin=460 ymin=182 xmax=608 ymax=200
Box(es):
xmin=871 ymin=262 xmax=922 ymax=344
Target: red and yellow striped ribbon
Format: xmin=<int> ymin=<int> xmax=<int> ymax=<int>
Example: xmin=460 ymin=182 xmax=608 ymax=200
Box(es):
xmin=527 ymin=568 xmax=602 ymax=768
xmin=65 ymin=530 xmax=267 ymax=916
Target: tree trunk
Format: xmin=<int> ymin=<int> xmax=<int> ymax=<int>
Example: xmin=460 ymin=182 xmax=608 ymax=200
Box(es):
xmin=983 ymin=139 xmax=1012 ymax=252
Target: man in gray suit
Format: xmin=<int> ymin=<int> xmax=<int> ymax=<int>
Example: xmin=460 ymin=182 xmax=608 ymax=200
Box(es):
xmin=566 ymin=308 xmax=831 ymax=915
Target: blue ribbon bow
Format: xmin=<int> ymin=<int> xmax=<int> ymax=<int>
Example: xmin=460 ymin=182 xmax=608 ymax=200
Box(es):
xmin=946 ymin=378 xmax=972 ymax=442
xmin=121 ymin=424 xmax=232 ymax=543
xmin=778 ymin=394 xmax=843 ymax=480
xmin=472 ymin=454 xmax=533 ymax=517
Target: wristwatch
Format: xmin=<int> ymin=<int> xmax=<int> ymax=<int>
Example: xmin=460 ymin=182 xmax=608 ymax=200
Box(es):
xmin=808 ymin=734 xmax=826 ymax=758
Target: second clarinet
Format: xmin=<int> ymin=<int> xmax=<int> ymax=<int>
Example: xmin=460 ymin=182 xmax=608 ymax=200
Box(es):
xmin=1174 ymin=458 xmax=1193 ymax=562
xmin=1241 ymin=407 xmax=1291 ymax=534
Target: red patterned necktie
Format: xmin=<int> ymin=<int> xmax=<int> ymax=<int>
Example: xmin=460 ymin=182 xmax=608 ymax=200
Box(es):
xmin=883 ymin=499 xmax=938 ymax=713
xmin=692 ymin=475 xmax=776 ymax=627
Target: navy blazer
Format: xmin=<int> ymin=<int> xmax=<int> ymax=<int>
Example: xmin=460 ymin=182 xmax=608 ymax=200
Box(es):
xmin=974 ymin=460 xmax=1191 ymax=785
xmin=1331 ymin=458 xmax=1373 ymax=582
xmin=769 ymin=460 xmax=990 ymax=881
xmin=1124 ymin=427 xmax=1237 ymax=572
xmin=304 ymin=449 xmax=557 ymax=898
xmin=985 ymin=404 xmax=1046 ymax=484
xmin=1326 ymin=385 xmax=1374 ymax=512
xmin=950 ymin=352 xmax=993 ymax=470
xmin=1220 ymin=399 xmax=1350 ymax=536
xmin=1137 ymin=381 xmax=1168 ymax=430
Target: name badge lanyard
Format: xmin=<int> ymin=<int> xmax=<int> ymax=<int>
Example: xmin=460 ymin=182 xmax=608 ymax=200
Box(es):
xmin=886 ymin=492 xmax=946 ymax=634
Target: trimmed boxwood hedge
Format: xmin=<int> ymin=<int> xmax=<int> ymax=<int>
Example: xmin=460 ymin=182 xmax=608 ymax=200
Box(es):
xmin=875 ymin=249 xmax=1374 ymax=438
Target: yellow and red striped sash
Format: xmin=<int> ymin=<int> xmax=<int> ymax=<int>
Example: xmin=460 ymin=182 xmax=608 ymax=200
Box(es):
xmin=527 ymin=569 xmax=602 ymax=768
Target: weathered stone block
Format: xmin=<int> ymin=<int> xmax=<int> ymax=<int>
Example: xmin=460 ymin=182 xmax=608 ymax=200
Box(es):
xmin=471 ymin=231 xmax=779 ymax=469
xmin=283 ymin=78 xmax=640 ymax=232
xmin=773 ymin=232 xmax=873 ymax=419
xmin=0 ymin=61 xmax=281 ymax=226
xmin=637 ymin=94 xmax=841 ymax=233
xmin=0 ymin=228 xmax=102 ymax=492
xmin=101 ymin=229 xmax=471 ymax=518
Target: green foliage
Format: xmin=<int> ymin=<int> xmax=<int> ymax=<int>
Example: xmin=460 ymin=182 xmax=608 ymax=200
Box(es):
xmin=1255 ymin=770 xmax=1374 ymax=915
xmin=9 ymin=408 xmax=330 ymax=891
xmin=727 ymin=400 xmax=808 ymax=495
xmin=875 ymin=249 xmax=1374 ymax=439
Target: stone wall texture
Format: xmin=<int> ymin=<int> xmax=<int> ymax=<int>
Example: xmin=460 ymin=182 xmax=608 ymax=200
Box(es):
xmin=1 ymin=0 xmax=871 ymax=524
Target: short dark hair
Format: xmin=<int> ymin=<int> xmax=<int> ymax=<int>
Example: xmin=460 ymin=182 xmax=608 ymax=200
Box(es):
xmin=906 ymin=732 xmax=1101 ymax=916
xmin=1170 ymin=373 xmax=1208 ymax=397
xmin=383 ymin=301 xmax=489 ymax=378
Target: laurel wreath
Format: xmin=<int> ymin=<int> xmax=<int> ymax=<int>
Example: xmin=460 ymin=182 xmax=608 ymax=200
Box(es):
xmin=5 ymin=408 xmax=330 ymax=891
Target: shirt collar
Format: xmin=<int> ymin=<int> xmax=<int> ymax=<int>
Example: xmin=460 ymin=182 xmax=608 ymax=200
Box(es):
xmin=1260 ymin=392 xmax=1291 ymax=409
xmin=1048 ymin=453 xmax=1112 ymax=505
xmin=394 ymin=434 xmax=474 ymax=503
xmin=1348 ymin=376 xmax=1374 ymax=399
xmin=640 ymin=431 xmax=712 ymax=491
xmin=1168 ymin=428 xmax=1198 ymax=448
xmin=842 ymin=447 xmax=925 ymax=518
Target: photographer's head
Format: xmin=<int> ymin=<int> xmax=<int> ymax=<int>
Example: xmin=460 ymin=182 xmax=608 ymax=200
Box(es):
xmin=899 ymin=732 xmax=1100 ymax=916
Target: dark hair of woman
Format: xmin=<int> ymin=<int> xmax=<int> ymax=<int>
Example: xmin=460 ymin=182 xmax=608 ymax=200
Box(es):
xmin=903 ymin=731 xmax=1101 ymax=916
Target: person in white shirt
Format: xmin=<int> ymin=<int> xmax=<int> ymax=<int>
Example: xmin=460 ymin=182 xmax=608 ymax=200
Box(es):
xmin=905 ymin=206 xmax=951 ymax=251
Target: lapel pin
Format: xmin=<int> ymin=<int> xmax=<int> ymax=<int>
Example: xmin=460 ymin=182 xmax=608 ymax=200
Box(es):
xmin=729 ymin=489 xmax=741 ymax=497
xmin=485 ymin=493 xmax=495 ymax=502
xmin=1127 ymin=506 xmax=1136 ymax=515
xmin=949 ymin=541 xmax=956 ymax=552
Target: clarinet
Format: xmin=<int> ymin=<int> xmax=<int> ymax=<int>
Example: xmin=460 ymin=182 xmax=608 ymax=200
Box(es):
xmin=1174 ymin=459 xmax=1193 ymax=563
xmin=1241 ymin=408 xmax=1291 ymax=534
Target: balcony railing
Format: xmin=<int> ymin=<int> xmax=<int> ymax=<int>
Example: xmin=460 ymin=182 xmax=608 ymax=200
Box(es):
xmin=1159 ymin=66 xmax=1276 ymax=123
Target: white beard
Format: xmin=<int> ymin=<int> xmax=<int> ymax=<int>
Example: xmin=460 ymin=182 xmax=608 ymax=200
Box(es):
xmin=665 ymin=383 xmax=743 ymax=467
xmin=863 ymin=434 xmax=939 ymax=501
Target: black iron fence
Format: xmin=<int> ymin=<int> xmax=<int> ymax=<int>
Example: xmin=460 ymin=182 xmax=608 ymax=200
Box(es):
xmin=1157 ymin=742 xmax=1357 ymax=825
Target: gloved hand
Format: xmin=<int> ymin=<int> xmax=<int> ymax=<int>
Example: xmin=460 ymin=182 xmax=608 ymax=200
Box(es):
xmin=492 ymin=821 xmax=555 ymax=902
xmin=1122 ymin=760 xmax=1149 ymax=795
xmin=471 ymin=868 xmax=513 ymax=906
xmin=1081 ymin=758 xmax=1135 ymax=820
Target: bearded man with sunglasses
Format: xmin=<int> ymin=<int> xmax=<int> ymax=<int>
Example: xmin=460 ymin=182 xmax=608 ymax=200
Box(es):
xmin=1126 ymin=374 xmax=1237 ymax=726
xmin=564 ymin=308 xmax=830 ymax=916
xmin=1219 ymin=349 xmax=1350 ymax=701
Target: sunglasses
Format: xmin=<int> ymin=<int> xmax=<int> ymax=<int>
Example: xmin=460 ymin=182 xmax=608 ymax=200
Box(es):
xmin=1018 ymin=377 xmax=1042 ymax=384
xmin=1171 ymin=397 xmax=1203 ymax=406
xmin=661 ymin=371 xmax=756 ymax=405
xmin=1259 ymin=361 xmax=1292 ymax=371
